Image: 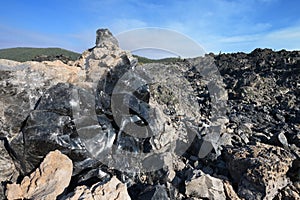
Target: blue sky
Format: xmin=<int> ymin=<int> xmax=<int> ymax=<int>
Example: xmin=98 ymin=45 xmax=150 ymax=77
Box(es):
xmin=1 ymin=0 xmax=300 ymax=55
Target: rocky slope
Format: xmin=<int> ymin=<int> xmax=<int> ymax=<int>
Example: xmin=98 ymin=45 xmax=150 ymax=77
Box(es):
xmin=0 ymin=29 xmax=299 ymax=200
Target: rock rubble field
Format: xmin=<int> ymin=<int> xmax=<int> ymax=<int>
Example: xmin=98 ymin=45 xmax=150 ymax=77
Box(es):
xmin=0 ymin=29 xmax=299 ymax=200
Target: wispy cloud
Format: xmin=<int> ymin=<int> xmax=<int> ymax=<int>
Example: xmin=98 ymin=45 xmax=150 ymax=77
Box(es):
xmin=204 ymin=24 xmax=300 ymax=53
xmin=110 ymin=19 xmax=148 ymax=33
xmin=116 ymin=28 xmax=205 ymax=58
xmin=0 ymin=25 xmax=84 ymax=52
xmin=0 ymin=25 xmax=58 ymax=47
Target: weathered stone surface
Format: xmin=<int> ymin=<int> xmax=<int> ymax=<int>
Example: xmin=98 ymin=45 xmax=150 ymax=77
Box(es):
xmin=185 ymin=173 xmax=226 ymax=199
xmin=274 ymin=183 xmax=300 ymax=200
xmin=96 ymin=28 xmax=119 ymax=47
xmin=138 ymin=185 xmax=169 ymax=200
xmin=223 ymin=181 xmax=241 ymax=200
xmin=6 ymin=150 xmax=72 ymax=200
xmin=10 ymin=83 xmax=103 ymax=176
xmin=0 ymin=138 xmax=19 ymax=199
xmin=63 ymin=176 xmax=131 ymax=200
xmin=74 ymin=29 xmax=136 ymax=85
xmin=1 ymin=30 xmax=300 ymax=200
xmin=0 ymin=59 xmax=85 ymax=139
xmin=224 ymin=142 xmax=295 ymax=200
xmin=32 ymin=54 xmax=76 ymax=65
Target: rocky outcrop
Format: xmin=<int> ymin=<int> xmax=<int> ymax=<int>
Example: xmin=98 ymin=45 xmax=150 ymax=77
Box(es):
xmin=224 ymin=142 xmax=295 ymax=200
xmin=64 ymin=176 xmax=131 ymax=200
xmin=0 ymin=29 xmax=299 ymax=200
xmin=215 ymin=49 xmax=300 ymax=150
xmin=32 ymin=54 xmax=74 ymax=65
xmin=274 ymin=183 xmax=300 ymax=200
xmin=96 ymin=28 xmax=119 ymax=47
xmin=185 ymin=173 xmax=226 ymax=199
xmin=0 ymin=59 xmax=85 ymax=140
xmin=74 ymin=28 xmax=136 ymax=85
xmin=6 ymin=150 xmax=72 ymax=200
xmin=9 ymin=82 xmax=97 ymax=175
xmin=0 ymin=138 xmax=19 ymax=199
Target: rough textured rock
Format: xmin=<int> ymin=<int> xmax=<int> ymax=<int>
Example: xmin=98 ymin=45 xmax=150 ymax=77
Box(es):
xmin=0 ymin=138 xmax=19 ymax=199
xmin=185 ymin=173 xmax=226 ymax=199
xmin=74 ymin=29 xmax=136 ymax=85
xmin=63 ymin=176 xmax=131 ymax=200
xmin=0 ymin=59 xmax=85 ymax=140
xmin=8 ymin=29 xmax=136 ymax=176
xmin=223 ymin=181 xmax=241 ymax=200
xmin=215 ymin=49 xmax=300 ymax=149
xmin=0 ymin=29 xmax=299 ymax=200
xmin=96 ymin=28 xmax=119 ymax=47
xmin=274 ymin=183 xmax=300 ymax=200
xmin=32 ymin=54 xmax=75 ymax=65
xmin=127 ymin=184 xmax=170 ymax=200
xmin=224 ymin=142 xmax=295 ymax=200
xmin=9 ymin=83 xmax=96 ymax=175
xmin=6 ymin=150 xmax=72 ymax=200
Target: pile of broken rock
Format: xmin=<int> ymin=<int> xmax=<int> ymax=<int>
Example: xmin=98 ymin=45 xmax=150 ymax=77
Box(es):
xmin=0 ymin=29 xmax=299 ymax=200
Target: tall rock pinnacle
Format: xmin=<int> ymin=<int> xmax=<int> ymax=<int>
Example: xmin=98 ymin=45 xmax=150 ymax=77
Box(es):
xmin=95 ymin=28 xmax=119 ymax=47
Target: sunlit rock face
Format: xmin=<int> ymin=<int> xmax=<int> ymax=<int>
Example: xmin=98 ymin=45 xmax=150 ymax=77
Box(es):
xmin=96 ymin=28 xmax=119 ymax=47
xmin=0 ymin=29 xmax=299 ymax=200
xmin=6 ymin=150 xmax=72 ymax=200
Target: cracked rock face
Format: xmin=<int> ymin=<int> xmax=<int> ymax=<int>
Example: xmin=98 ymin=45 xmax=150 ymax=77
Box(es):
xmin=0 ymin=29 xmax=299 ymax=200
xmin=0 ymin=138 xmax=19 ymax=199
xmin=0 ymin=59 xmax=85 ymax=140
xmin=224 ymin=142 xmax=295 ymax=200
xmin=6 ymin=150 xmax=72 ymax=200
xmin=96 ymin=28 xmax=119 ymax=47
xmin=64 ymin=176 xmax=131 ymax=200
xmin=185 ymin=173 xmax=226 ymax=199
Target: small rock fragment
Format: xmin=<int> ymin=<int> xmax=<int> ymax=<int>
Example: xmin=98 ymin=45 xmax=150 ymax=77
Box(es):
xmin=0 ymin=138 xmax=19 ymax=199
xmin=64 ymin=176 xmax=131 ymax=200
xmin=185 ymin=174 xmax=226 ymax=199
xmin=6 ymin=150 xmax=73 ymax=200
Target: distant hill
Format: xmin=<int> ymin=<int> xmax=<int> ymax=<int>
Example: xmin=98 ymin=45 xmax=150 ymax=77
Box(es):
xmin=0 ymin=47 xmax=183 ymax=64
xmin=133 ymin=55 xmax=184 ymax=64
xmin=0 ymin=47 xmax=81 ymax=62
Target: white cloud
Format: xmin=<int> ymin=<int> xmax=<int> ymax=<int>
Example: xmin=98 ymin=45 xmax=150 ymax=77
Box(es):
xmin=110 ymin=19 xmax=148 ymax=33
xmin=203 ymin=25 xmax=300 ymax=53
xmin=116 ymin=28 xmax=206 ymax=58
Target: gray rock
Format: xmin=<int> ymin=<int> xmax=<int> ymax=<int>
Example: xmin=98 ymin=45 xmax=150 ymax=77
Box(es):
xmin=274 ymin=183 xmax=300 ymax=200
xmin=96 ymin=28 xmax=119 ymax=47
xmin=224 ymin=142 xmax=295 ymax=200
xmin=185 ymin=173 xmax=226 ymax=199
xmin=137 ymin=184 xmax=169 ymax=200
xmin=62 ymin=176 xmax=131 ymax=200
xmin=0 ymin=138 xmax=19 ymax=199
xmin=10 ymin=83 xmax=105 ymax=176
xmin=74 ymin=32 xmax=137 ymax=85
xmin=278 ymin=132 xmax=289 ymax=147
xmin=1 ymin=29 xmax=300 ymax=200
xmin=0 ymin=59 xmax=85 ymax=140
